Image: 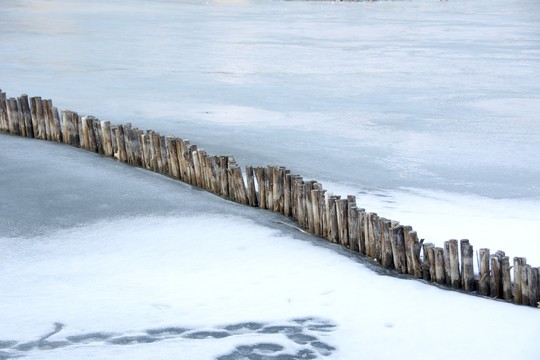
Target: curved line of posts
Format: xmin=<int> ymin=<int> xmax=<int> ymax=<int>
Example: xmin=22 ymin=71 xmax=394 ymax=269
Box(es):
xmin=0 ymin=89 xmax=538 ymax=309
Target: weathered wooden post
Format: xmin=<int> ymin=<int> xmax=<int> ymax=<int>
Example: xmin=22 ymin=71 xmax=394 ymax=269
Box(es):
xmin=409 ymin=231 xmax=423 ymax=278
xmin=390 ymin=226 xmax=407 ymax=274
xmin=311 ymin=189 xmax=321 ymax=236
xmin=522 ymin=263 xmax=531 ymax=305
xmin=254 ymin=167 xmax=266 ymax=209
xmin=433 ymin=247 xmax=446 ymax=285
xmin=380 ymin=218 xmax=394 ymax=269
xmin=403 ymin=225 xmax=414 ymax=275
xmin=61 ymin=110 xmax=80 ymax=147
xmin=501 ymin=256 xmax=512 ymax=301
xmin=422 ymin=243 xmax=435 ymax=281
xmin=319 ymin=189 xmax=327 ymax=239
xmin=513 ymin=257 xmax=525 ymax=304
xmin=490 ymin=250 xmax=503 ymax=299
xmin=447 ymin=240 xmax=461 ymax=289
xmin=18 ymin=95 xmax=34 ymax=138
xmin=0 ymin=91 xmax=8 ymax=132
xmin=30 ymin=97 xmax=46 ymax=140
xmin=6 ymin=98 xmax=21 ymax=136
xmin=273 ymin=167 xmax=284 ymax=213
xmin=115 ymin=125 xmax=128 ymax=163
xmin=460 ymin=239 xmax=475 ymax=291
xmin=266 ymin=166 xmax=274 ymax=210
xmin=229 ymin=163 xmax=249 ymax=205
xmin=284 ymin=173 xmax=292 ymax=217
xmin=328 ymin=196 xmax=339 ymax=243
xmin=51 ymin=105 xmax=63 ymax=143
xmin=160 ymin=135 xmax=169 ymax=174
xmin=304 ymin=182 xmax=314 ymax=232
xmin=81 ymin=116 xmax=96 ymax=152
xmin=166 ymin=137 xmax=180 ymax=179
xmin=336 ymin=199 xmax=349 ymax=247
xmin=529 ymin=267 xmax=539 ymax=307
xmin=348 ymin=206 xmax=360 ymax=252
xmin=101 ymin=121 xmax=113 ymax=157
xmin=246 ymin=165 xmax=258 ymax=207
xmin=478 ymin=248 xmax=490 ymax=296
xmin=357 ymin=209 xmax=366 ymax=255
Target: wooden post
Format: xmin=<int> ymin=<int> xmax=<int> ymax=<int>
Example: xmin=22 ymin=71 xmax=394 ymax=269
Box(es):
xmin=229 ymin=164 xmax=249 ymax=205
xmin=115 ymin=125 xmax=128 ymax=163
xmin=254 ymin=167 xmax=266 ymax=209
xmin=366 ymin=213 xmax=379 ymax=260
xmin=81 ymin=116 xmax=96 ymax=152
xmin=92 ymin=119 xmax=104 ymax=154
xmin=529 ymin=267 xmax=539 ymax=308
xmin=140 ymin=133 xmax=150 ymax=169
xmin=30 ymin=97 xmax=46 ymax=140
xmin=284 ymin=173 xmax=292 ymax=217
xmin=311 ymin=189 xmax=321 ymax=236
xmin=246 ymin=165 xmax=258 ymax=207
xmin=51 ymin=105 xmax=63 ymax=143
xmin=444 ymin=241 xmax=451 ymax=287
xmin=490 ymin=251 xmax=503 ymax=299
xmin=62 ymin=110 xmax=80 ymax=147
xmin=336 ymin=199 xmax=349 ymax=247
xmin=166 ymin=137 xmax=180 ymax=179
xmin=447 ymin=240 xmax=461 ymax=289
xmin=522 ymin=264 xmax=531 ymax=306
xmin=348 ymin=206 xmax=360 ymax=252
xmin=273 ymin=167 xmax=284 ymax=213
xmin=422 ymin=243 xmax=435 ymax=281
xmin=304 ymin=182 xmax=315 ymax=232
xmin=380 ymin=218 xmax=394 ymax=269
xmin=513 ymin=257 xmax=525 ymax=304
xmin=390 ymin=226 xmax=407 ymax=274
xmin=403 ymin=225 xmax=414 ymax=275
xmin=110 ymin=125 xmax=118 ymax=156
xmin=160 ymin=136 xmax=169 ymax=174
xmin=319 ymin=189 xmax=327 ymax=238
xmin=18 ymin=95 xmax=33 ymax=138
xmin=6 ymin=98 xmax=21 ymax=135
xmin=478 ymin=248 xmax=490 ymax=296
xmin=101 ymin=121 xmax=113 ymax=157
xmin=266 ymin=166 xmax=274 ymax=210
xmin=357 ymin=208 xmax=366 ymax=255
xmin=433 ymin=247 xmax=446 ymax=285
xmin=460 ymin=239 xmax=475 ymax=291
xmin=0 ymin=91 xmax=7 ymax=132
xmin=409 ymin=231 xmax=423 ymax=279
xmin=328 ymin=196 xmax=339 ymax=243
xmin=501 ymin=256 xmax=512 ymax=301
xmin=178 ymin=140 xmax=187 ymax=181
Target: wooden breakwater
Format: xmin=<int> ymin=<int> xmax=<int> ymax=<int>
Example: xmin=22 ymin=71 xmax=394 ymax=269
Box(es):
xmin=1 ymin=89 xmax=539 ymax=309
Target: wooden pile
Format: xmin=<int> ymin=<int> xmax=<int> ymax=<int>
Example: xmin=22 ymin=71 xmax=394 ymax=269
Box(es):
xmin=1 ymin=89 xmax=538 ymax=308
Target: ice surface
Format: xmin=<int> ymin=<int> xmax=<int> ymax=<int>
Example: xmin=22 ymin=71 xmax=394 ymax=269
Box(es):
xmin=1 ymin=131 xmax=540 ymax=360
xmin=1 ymin=0 xmax=540 ymax=358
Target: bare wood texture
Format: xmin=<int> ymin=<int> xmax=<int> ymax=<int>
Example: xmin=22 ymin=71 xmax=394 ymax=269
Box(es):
xmin=478 ymin=248 xmax=490 ymax=296
xmin=18 ymin=95 xmax=33 ymax=138
xmin=246 ymin=165 xmax=258 ymax=207
xmin=460 ymin=239 xmax=475 ymax=291
xmin=434 ymin=247 xmax=446 ymax=285
xmin=391 ymin=226 xmax=407 ymax=274
xmin=501 ymin=256 xmax=512 ymax=301
xmin=6 ymin=98 xmax=21 ymax=135
xmin=380 ymin=218 xmax=393 ymax=269
xmin=447 ymin=240 xmax=461 ymax=289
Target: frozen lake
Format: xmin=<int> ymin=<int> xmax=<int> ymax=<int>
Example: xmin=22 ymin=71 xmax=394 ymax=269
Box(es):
xmin=1 ymin=0 xmax=540 ymax=359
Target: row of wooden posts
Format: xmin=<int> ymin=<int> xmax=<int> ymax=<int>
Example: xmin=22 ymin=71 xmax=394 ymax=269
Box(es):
xmin=1 ymin=89 xmax=538 ymax=308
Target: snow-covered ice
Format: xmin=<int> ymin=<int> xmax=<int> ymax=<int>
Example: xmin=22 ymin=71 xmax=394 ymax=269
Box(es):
xmin=1 ymin=135 xmax=540 ymax=360
xmin=1 ymin=0 xmax=540 ymax=358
